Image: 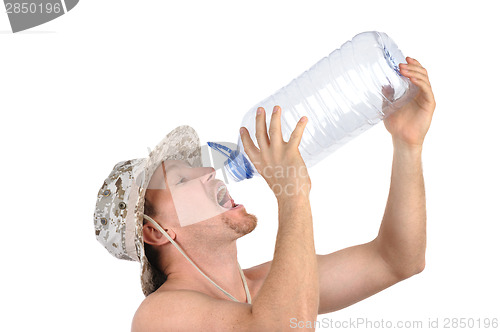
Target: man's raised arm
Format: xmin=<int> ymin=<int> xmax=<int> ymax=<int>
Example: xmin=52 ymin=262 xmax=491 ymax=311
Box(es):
xmin=316 ymin=57 xmax=436 ymax=313
xmin=241 ymin=106 xmax=318 ymax=329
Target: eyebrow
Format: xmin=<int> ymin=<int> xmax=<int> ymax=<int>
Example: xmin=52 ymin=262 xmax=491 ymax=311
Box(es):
xmin=164 ymin=161 xmax=191 ymax=174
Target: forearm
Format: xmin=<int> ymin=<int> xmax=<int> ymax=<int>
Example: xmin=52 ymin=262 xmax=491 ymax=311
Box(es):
xmin=376 ymin=140 xmax=427 ymax=277
xmin=252 ymin=194 xmax=319 ymax=327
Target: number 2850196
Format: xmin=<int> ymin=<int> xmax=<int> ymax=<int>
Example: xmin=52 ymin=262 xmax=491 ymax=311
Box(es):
xmin=5 ymin=2 xmax=62 ymax=14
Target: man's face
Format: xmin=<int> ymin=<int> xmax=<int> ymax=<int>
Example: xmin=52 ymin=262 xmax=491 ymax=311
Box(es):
xmin=146 ymin=160 xmax=257 ymax=235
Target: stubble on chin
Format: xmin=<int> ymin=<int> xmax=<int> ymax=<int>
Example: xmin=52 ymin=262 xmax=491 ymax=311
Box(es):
xmin=222 ymin=212 xmax=258 ymax=236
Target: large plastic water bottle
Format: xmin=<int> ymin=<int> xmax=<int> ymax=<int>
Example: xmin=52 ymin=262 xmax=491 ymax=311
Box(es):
xmin=208 ymin=31 xmax=418 ymax=182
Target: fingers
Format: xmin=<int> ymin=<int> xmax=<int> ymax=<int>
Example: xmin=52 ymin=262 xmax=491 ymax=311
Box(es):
xmin=254 ymin=105 xmax=285 ymax=150
xmin=399 ymin=58 xmax=432 ymax=92
xmin=400 ymin=64 xmax=428 ymax=80
xmin=246 ymin=105 xmax=307 ymax=153
xmin=407 ymin=56 xmax=422 ymax=66
xmin=402 ymin=70 xmax=430 ymax=87
xmin=288 ymin=116 xmax=308 ymax=148
xmin=255 ymin=107 xmax=270 ymax=150
xmin=399 ymin=57 xmax=430 ymax=84
xmin=381 ymin=85 xmax=395 ymax=109
xmin=239 ymin=127 xmax=260 ymax=161
xmin=268 ymin=106 xmax=284 ymax=147
xmin=400 ymin=57 xmax=436 ymax=108
xmin=382 ymin=85 xmax=395 ymax=100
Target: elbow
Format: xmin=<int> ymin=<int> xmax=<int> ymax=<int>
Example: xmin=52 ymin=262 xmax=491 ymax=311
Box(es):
xmin=397 ymin=257 xmax=426 ymax=280
xmin=376 ymin=238 xmax=426 ymax=280
xmin=410 ymin=250 xmax=426 ymax=276
xmin=414 ymin=258 xmax=426 ymax=275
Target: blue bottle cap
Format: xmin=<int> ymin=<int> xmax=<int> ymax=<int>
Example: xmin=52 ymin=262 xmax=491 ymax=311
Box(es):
xmin=207 ymin=142 xmax=255 ymax=181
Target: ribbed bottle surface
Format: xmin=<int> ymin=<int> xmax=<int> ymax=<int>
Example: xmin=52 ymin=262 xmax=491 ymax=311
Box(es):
xmin=221 ymin=31 xmax=417 ymax=182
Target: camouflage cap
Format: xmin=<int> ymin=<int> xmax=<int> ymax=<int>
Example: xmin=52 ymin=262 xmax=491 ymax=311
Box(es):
xmin=94 ymin=125 xmax=202 ymax=296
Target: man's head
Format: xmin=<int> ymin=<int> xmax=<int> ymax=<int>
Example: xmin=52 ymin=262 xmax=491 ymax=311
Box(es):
xmin=141 ymin=160 xmax=258 ymax=275
xmin=94 ymin=125 xmax=257 ymax=296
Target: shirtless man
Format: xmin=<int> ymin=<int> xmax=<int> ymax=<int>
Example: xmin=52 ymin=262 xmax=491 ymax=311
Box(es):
xmin=94 ymin=57 xmax=435 ymax=331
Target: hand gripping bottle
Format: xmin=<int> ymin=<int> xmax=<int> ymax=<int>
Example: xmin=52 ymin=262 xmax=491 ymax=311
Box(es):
xmin=208 ymin=31 xmax=418 ymax=182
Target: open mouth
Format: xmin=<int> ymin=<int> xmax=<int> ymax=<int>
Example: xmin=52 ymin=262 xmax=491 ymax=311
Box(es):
xmin=215 ymin=182 xmax=238 ymax=209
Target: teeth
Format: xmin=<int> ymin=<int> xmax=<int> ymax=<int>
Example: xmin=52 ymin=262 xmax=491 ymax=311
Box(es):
xmin=217 ymin=185 xmax=227 ymax=204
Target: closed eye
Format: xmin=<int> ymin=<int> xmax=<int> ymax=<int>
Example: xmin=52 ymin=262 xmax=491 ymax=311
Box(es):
xmin=177 ymin=177 xmax=187 ymax=185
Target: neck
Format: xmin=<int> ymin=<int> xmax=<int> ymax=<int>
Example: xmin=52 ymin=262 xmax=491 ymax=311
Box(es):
xmin=160 ymin=236 xmax=248 ymax=302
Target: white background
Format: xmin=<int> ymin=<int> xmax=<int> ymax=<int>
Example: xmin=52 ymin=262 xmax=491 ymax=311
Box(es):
xmin=1 ymin=1 xmax=499 ymax=331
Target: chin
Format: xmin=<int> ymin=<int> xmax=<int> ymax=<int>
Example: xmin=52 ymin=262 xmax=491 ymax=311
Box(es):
xmin=222 ymin=212 xmax=258 ymax=237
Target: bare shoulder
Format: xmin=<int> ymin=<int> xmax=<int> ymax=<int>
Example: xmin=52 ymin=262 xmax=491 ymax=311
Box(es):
xmin=131 ymin=261 xmax=274 ymax=331
xmin=132 ymin=290 xmax=210 ymax=332
xmin=131 ymin=289 xmax=254 ymax=332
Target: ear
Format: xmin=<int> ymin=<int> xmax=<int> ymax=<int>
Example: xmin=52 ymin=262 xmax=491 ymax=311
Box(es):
xmin=143 ymin=222 xmax=177 ymax=246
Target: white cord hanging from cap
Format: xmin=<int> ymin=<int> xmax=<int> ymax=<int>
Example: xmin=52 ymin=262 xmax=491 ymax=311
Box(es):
xmin=142 ymin=214 xmax=252 ymax=304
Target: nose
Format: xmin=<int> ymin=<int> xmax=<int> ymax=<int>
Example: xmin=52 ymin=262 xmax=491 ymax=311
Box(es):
xmin=199 ymin=167 xmax=216 ymax=183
